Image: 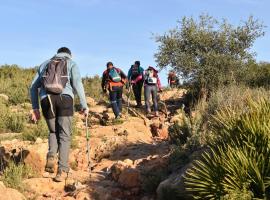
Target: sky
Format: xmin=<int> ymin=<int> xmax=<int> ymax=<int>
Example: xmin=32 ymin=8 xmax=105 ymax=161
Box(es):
xmin=0 ymin=0 xmax=269 ymax=86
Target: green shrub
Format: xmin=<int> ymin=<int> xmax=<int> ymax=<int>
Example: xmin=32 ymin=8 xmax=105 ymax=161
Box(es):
xmin=185 ymin=98 xmax=270 ymax=199
xmin=207 ymin=85 xmax=270 ymax=117
xmin=168 ymin=103 xmax=207 ymax=151
xmin=82 ymin=75 xmax=105 ymax=100
xmin=0 ymin=65 xmax=36 ymax=105
xmin=2 ymin=162 xmax=36 ymax=190
xmin=0 ymin=100 xmax=9 ymax=132
xmin=22 ymin=118 xmax=48 ymax=141
xmin=6 ymin=114 xmax=26 ymax=133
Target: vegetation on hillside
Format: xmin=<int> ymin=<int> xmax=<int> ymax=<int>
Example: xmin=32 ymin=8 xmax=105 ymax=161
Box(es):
xmin=155 ymin=14 xmax=265 ymax=98
xmin=155 ymin=14 xmax=270 ymax=199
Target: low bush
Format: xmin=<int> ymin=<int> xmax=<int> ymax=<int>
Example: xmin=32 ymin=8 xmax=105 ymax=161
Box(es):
xmin=0 ymin=65 xmax=36 ymax=105
xmin=21 ymin=119 xmax=48 ymax=141
xmin=2 ymin=162 xmax=36 ymax=191
xmin=185 ymin=98 xmax=270 ymax=199
xmin=6 ymin=113 xmax=26 ymax=133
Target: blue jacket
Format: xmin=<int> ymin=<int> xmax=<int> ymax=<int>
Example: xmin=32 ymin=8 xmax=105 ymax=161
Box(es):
xmin=127 ymin=65 xmax=144 ymax=80
xmin=30 ymin=52 xmax=88 ymax=110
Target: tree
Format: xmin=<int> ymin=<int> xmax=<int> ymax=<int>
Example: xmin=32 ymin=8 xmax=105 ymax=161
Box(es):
xmin=155 ymin=14 xmax=264 ymax=97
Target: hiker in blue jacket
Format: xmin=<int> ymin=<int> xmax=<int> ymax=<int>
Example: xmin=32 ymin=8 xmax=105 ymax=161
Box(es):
xmin=127 ymin=61 xmax=144 ymax=108
xmin=30 ymin=47 xmax=89 ymax=182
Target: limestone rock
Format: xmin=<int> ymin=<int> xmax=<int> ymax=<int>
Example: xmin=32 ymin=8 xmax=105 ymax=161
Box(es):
xmin=0 ymin=181 xmax=26 ymax=200
xmin=0 ymin=94 xmax=9 ymax=101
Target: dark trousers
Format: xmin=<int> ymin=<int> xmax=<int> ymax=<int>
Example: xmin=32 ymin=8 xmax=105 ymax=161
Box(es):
xmin=132 ymin=81 xmax=143 ymax=105
xmin=41 ymin=94 xmax=73 ymax=172
xmin=109 ymin=86 xmax=123 ymax=117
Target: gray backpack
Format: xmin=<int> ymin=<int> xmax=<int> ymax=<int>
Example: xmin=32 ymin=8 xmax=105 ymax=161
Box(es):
xmin=42 ymin=57 xmax=69 ymax=94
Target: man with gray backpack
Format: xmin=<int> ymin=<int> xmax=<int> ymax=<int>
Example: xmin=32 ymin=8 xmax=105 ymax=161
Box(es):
xmin=30 ymin=47 xmax=89 ymax=182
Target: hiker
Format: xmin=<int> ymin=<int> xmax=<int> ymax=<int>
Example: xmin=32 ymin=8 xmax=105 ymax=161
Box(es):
xmin=102 ymin=62 xmax=127 ymax=119
xmin=168 ymin=70 xmax=179 ymax=88
xmin=127 ymin=61 xmax=144 ymax=107
xmin=144 ymin=66 xmax=162 ymax=117
xmin=30 ymin=47 xmax=89 ymax=182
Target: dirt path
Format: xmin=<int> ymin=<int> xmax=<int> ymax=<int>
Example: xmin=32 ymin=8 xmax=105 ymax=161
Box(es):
xmin=0 ymin=89 xmax=185 ymax=200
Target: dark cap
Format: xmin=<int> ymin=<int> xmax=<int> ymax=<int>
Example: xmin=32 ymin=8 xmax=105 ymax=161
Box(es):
xmin=134 ymin=61 xmax=140 ymax=66
xmin=106 ymin=62 xmax=114 ymax=68
xmin=57 ymin=47 xmax=72 ymax=56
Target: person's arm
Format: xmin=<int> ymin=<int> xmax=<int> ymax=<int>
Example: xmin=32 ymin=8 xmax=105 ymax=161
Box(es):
xmin=30 ymin=67 xmax=43 ymax=122
xmin=70 ymin=62 xmax=88 ymax=110
xmin=30 ymin=69 xmax=42 ymax=110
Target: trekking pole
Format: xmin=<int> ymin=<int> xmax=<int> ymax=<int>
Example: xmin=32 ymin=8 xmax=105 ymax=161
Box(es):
xmin=127 ymin=79 xmax=132 ymax=114
xmin=85 ymin=115 xmax=92 ymax=175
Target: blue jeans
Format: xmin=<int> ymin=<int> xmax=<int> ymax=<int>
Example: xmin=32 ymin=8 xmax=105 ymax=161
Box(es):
xmin=144 ymin=85 xmax=158 ymax=112
xmin=109 ymin=86 xmax=123 ymax=117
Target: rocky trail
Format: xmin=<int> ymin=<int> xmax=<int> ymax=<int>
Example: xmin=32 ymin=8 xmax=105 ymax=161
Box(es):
xmin=0 ymin=89 xmax=186 ymax=200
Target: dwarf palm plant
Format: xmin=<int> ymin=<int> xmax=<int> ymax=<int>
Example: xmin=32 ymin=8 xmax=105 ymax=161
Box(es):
xmin=185 ymin=98 xmax=270 ymax=199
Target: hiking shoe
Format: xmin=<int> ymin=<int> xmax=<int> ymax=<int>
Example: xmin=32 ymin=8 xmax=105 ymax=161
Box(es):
xmin=115 ymin=115 xmax=121 ymax=119
xmin=53 ymin=170 xmax=69 ymax=182
xmin=154 ymin=112 xmax=159 ymax=117
xmin=45 ymin=156 xmax=56 ymax=173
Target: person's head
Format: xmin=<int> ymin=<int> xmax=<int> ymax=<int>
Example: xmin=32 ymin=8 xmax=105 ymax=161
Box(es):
xmin=106 ymin=62 xmax=114 ymax=69
xmin=57 ymin=47 xmax=72 ymax=56
xmin=134 ymin=61 xmax=140 ymax=67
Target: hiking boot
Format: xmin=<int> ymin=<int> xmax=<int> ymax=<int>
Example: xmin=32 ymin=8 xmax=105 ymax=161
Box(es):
xmin=115 ymin=114 xmax=122 ymax=119
xmin=53 ymin=170 xmax=69 ymax=182
xmin=154 ymin=111 xmax=159 ymax=117
xmin=45 ymin=156 xmax=56 ymax=173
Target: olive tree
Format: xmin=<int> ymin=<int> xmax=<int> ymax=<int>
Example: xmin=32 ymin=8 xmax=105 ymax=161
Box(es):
xmin=155 ymin=14 xmax=264 ymax=96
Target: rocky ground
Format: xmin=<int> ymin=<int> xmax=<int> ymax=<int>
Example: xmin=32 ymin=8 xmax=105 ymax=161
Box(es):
xmin=0 ymin=89 xmax=187 ymax=200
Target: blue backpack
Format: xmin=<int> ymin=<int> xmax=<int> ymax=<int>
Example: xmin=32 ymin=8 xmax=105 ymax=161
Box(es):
xmin=109 ymin=68 xmax=121 ymax=83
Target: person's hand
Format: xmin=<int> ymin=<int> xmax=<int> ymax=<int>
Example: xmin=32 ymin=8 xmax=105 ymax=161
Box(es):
xmin=31 ymin=109 xmax=41 ymax=123
xmin=80 ymin=108 xmax=89 ymax=118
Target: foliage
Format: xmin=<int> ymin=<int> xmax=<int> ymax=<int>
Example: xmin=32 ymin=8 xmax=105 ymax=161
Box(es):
xmin=155 ymin=14 xmax=264 ymax=94
xmin=244 ymin=62 xmax=270 ymax=89
xmin=0 ymin=99 xmax=27 ymax=133
xmin=169 ymin=101 xmax=208 ymax=151
xmin=2 ymin=162 xmax=36 ymax=191
xmin=0 ymin=65 xmax=36 ymax=105
xmin=185 ymin=98 xmax=270 ymax=199
xmin=82 ymin=75 xmax=106 ymax=101
xmin=6 ymin=113 xmax=26 ymax=133
xmin=21 ymin=118 xmax=48 ymax=141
